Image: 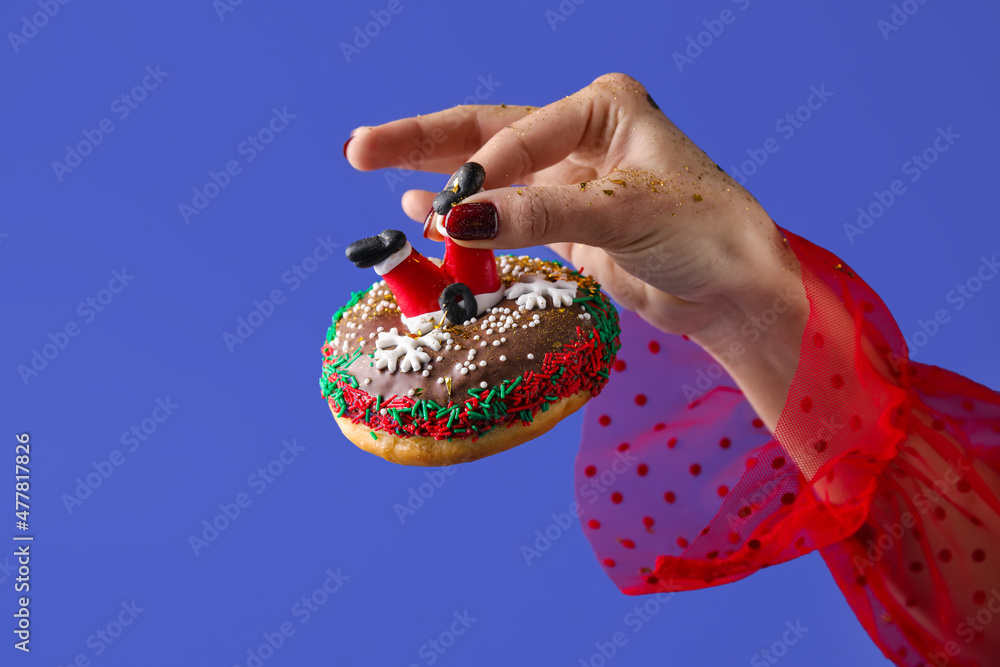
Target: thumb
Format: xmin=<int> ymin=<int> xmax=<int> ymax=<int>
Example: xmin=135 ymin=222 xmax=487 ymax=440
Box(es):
xmin=441 ymin=180 xmax=654 ymax=251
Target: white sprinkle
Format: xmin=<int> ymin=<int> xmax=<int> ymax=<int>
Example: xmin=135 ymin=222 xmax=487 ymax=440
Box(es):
xmin=422 ymin=370 xmax=430 ymax=377
xmin=480 ymin=381 xmax=488 ymax=389
xmin=363 ymin=377 xmax=371 ymax=384
xmin=377 ymin=326 xmax=385 ymax=332
xmin=460 ymin=368 xmax=468 ymax=375
xmin=479 ymin=360 xmax=486 ymax=367
xmin=487 ymin=329 xmax=494 ymax=335
xmin=499 ymin=355 xmax=507 ymax=362
xmin=501 ymin=338 xmax=506 ymax=343
xmin=481 ymin=341 xmax=487 ymax=347
xmin=527 ymin=353 xmax=535 ymax=360
xmin=380 ymin=408 xmax=388 ymax=415
xmin=437 ymin=377 xmax=445 ymax=384
xmin=492 ymin=340 xmax=501 ymax=347
xmin=436 ymin=356 xmax=443 ymax=362
xmin=473 ymin=335 xmax=480 ymax=340
xmin=407 ymin=389 xmax=415 ymax=396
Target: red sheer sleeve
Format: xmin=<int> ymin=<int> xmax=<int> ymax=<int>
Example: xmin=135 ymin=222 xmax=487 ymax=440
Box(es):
xmin=576 ymin=227 xmax=1000 ymax=666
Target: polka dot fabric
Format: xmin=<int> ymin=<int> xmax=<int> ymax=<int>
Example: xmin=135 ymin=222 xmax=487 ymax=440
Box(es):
xmin=576 ymin=228 xmax=1000 ymax=666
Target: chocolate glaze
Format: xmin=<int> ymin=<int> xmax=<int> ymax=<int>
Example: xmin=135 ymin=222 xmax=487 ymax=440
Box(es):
xmin=328 ymin=258 xmax=602 ymax=405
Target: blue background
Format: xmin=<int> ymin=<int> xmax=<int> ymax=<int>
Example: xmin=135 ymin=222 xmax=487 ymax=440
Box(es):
xmin=3 ymin=0 xmax=998 ymax=665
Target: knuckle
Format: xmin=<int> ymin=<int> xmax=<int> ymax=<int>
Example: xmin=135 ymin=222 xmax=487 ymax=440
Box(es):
xmin=590 ymin=73 xmax=649 ymax=108
xmin=522 ymin=191 xmax=552 ymax=243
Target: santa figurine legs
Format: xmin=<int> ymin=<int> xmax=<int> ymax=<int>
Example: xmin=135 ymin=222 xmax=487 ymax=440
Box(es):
xmin=345 ymin=163 xmax=504 ymax=332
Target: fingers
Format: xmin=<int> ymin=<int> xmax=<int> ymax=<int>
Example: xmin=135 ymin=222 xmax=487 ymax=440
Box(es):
xmin=345 ymin=104 xmax=536 ymax=172
xmin=401 ymin=189 xmax=435 ymax=222
xmin=459 ymin=72 xmax=661 ymax=190
xmin=441 ymin=174 xmax=671 ymax=252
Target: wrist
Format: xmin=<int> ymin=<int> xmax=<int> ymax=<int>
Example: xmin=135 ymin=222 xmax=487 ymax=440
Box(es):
xmin=688 ymin=226 xmax=809 ymax=429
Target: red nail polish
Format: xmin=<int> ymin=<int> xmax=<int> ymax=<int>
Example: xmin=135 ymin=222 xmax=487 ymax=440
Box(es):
xmin=422 ymin=208 xmax=436 ymax=238
xmin=444 ymin=202 xmax=498 ymax=241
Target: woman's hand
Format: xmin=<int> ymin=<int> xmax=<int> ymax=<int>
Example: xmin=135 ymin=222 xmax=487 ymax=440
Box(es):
xmin=345 ymin=73 xmax=809 ymax=429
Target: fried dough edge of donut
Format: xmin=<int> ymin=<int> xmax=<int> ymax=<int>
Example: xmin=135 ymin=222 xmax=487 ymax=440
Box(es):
xmin=333 ymin=390 xmax=592 ymax=466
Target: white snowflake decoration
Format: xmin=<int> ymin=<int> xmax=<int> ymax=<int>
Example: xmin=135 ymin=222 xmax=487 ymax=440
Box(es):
xmin=504 ymin=275 xmax=578 ymax=310
xmin=373 ymin=328 xmax=445 ymax=373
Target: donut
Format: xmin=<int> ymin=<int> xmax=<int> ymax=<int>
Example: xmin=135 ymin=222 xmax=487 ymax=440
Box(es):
xmin=319 ymin=254 xmax=621 ymax=466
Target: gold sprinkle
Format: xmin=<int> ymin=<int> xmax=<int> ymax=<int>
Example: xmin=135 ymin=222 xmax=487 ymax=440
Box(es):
xmin=579 ymin=182 xmax=587 ymax=191
xmin=609 ymin=179 xmax=626 ymax=186
xmin=516 ymin=189 xmax=522 ymax=195
xmin=445 ymin=377 xmax=452 ymax=395
xmin=602 ymin=189 xmax=614 ymax=196
xmin=692 ymin=194 xmax=703 ymax=202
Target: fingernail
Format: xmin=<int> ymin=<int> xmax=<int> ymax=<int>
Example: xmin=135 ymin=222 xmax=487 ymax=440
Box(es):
xmin=444 ymin=202 xmax=498 ymax=241
xmin=343 ymin=128 xmax=358 ymax=159
xmin=422 ymin=207 xmax=436 ymax=239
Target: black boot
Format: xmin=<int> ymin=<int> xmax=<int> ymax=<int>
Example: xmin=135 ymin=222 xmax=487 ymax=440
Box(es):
xmin=345 ymin=229 xmax=407 ymax=269
xmin=432 ymin=162 xmax=486 ymax=215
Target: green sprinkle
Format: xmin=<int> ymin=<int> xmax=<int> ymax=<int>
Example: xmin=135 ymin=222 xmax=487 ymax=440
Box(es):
xmin=369 ymin=431 xmax=378 ymax=440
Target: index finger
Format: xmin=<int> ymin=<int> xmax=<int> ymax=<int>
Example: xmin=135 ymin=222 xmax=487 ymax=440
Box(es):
xmin=346 ymin=104 xmax=537 ymax=173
